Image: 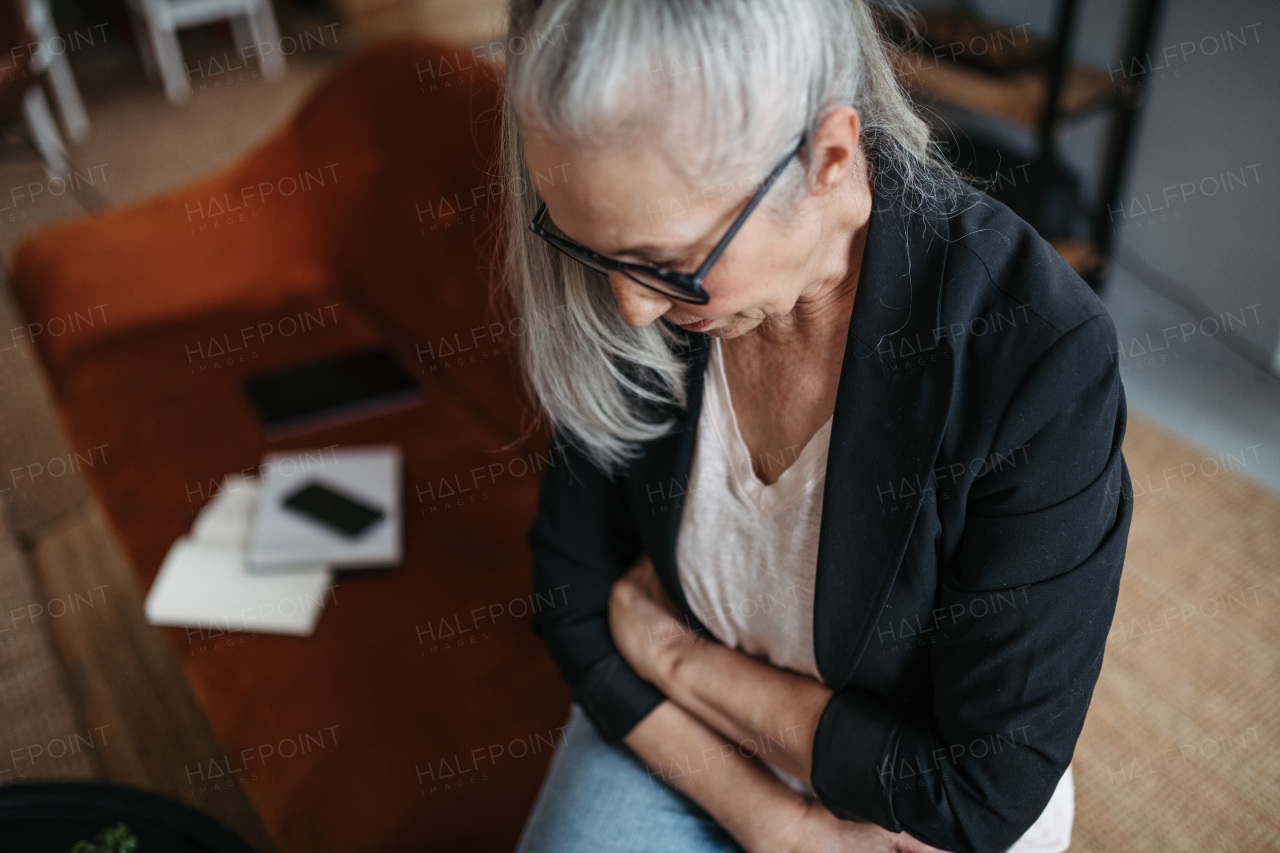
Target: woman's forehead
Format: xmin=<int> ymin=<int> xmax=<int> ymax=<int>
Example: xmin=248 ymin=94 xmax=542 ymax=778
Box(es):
xmin=524 ymin=133 xmax=730 ymax=255
xmin=523 ymin=132 xmax=682 ymax=206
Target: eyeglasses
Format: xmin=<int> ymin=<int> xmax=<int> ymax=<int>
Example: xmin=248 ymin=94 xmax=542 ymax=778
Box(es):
xmin=528 ymin=139 xmax=805 ymax=305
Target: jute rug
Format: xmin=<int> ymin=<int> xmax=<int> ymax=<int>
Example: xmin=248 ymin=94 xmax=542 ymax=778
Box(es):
xmin=1070 ymin=414 xmax=1280 ymax=851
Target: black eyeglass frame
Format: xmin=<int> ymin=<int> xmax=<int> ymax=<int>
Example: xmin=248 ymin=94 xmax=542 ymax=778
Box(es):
xmin=527 ymin=139 xmax=806 ymax=305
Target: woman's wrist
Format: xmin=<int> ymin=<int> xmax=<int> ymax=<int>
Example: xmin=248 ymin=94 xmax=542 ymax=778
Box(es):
xmin=751 ymin=791 xmax=812 ymax=853
xmin=655 ymin=623 xmax=710 ymax=698
xmin=623 ymin=697 xmax=811 ymax=853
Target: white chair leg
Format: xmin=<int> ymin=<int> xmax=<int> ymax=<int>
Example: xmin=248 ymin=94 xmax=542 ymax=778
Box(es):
xmin=43 ymin=53 xmax=91 ymax=143
xmin=23 ymin=0 xmax=90 ymax=141
xmin=245 ymin=0 xmax=285 ymax=81
xmin=230 ymin=14 xmax=253 ymax=57
xmin=21 ymin=86 xmax=70 ymax=179
xmin=149 ymin=19 xmax=192 ymax=103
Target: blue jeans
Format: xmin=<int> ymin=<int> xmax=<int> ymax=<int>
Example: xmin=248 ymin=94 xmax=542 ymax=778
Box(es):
xmin=515 ymin=703 xmax=748 ymax=853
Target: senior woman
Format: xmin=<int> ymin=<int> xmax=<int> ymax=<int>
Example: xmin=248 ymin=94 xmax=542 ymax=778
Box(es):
xmin=501 ymin=1 xmax=1133 ymax=852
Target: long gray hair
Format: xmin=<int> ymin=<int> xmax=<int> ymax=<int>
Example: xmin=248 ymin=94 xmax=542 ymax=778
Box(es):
xmin=498 ymin=0 xmax=965 ymax=475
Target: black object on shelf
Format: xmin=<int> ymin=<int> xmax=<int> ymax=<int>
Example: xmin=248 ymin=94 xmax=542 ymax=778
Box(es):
xmin=883 ymin=0 xmax=1166 ymax=292
xmin=0 ymin=781 xmax=259 ymax=852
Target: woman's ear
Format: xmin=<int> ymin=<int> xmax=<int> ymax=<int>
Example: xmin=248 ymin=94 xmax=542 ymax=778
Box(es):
xmin=806 ymin=106 xmax=863 ymax=195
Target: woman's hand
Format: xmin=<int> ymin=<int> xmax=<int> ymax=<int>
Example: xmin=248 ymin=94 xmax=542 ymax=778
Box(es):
xmin=774 ymin=797 xmax=957 ymax=853
xmin=608 ymin=554 xmax=704 ymax=687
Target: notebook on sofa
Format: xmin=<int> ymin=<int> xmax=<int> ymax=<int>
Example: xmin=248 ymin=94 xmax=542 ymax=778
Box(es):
xmin=245 ymin=444 xmax=403 ymax=572
xmin=144 ymin=474 xmax=335 ymax=636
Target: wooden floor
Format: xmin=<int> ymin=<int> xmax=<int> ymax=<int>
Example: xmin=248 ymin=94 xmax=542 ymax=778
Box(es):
xmin=331 ymin=0 xmax=506 ymax=45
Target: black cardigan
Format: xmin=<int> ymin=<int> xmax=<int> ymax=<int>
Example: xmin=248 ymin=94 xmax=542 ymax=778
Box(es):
xmin=526 ymin=156 xmax=1134 ymax=853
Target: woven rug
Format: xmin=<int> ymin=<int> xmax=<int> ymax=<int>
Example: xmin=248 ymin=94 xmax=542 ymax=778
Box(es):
xmin=0 ymin=495 xmax=99 ymax=785
xmin=1071 ymin=414 xmax=1280 ymax=851
xmin=0 ymin=280 xmax=91 ymax=539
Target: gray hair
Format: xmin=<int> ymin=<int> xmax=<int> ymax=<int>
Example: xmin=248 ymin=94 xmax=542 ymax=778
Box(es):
xmin=498 ymin=0 xmax=967 ymax=475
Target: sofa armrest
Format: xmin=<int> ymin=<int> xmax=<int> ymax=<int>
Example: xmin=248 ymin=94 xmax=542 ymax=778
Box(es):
xmin=9 ymin=130 xmax=341 ymax=375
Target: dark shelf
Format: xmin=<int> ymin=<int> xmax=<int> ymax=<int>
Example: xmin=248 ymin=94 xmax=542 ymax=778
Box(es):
xmin=893 ymin=50 xmax=1131 ymax=133
xmin=879 ymin=2 xmax=1163 ymax=286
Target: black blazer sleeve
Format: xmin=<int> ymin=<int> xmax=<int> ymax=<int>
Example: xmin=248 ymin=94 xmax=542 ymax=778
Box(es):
xmin=526 ymin=427 xmax=666 ymax=742
xmin=809 ymin=313 xmax=1134 ymax=853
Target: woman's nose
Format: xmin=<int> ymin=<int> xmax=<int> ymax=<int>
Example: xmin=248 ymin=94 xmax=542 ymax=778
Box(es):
xmin=609 ymin=273 xmax=673 ymax=328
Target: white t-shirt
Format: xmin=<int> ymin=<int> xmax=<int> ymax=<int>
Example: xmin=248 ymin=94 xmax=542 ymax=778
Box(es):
xmin=675 ymin=335 xmax=1073 ymax=853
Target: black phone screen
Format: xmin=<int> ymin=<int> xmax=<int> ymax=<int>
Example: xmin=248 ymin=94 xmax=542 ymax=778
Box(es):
xmin=281 ymin=481 xmax=385 ymax=538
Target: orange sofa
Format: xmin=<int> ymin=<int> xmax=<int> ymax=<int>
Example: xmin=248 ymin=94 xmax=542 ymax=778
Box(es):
xmin=11 ymin=37 xmax=570 ymax=852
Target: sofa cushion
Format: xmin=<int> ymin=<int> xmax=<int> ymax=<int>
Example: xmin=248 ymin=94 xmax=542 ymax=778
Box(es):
xmin=10 ymin=130 xmax=345 ymax=381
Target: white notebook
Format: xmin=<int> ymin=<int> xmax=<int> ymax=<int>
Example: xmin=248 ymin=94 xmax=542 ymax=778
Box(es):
xmin=245 ymin=444 xmax=402 ymax=572
xmin=145 ymin=474 xmax=335 ymax=636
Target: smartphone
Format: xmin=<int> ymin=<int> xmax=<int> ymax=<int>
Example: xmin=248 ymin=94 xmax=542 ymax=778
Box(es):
xmin=281 ymin=480 xmax=385 ymax=538
xmin=241 ymin=348 xmax=423 ymax=436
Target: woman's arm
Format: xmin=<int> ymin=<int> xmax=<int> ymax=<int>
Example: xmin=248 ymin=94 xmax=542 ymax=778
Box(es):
xmin=624 ymin=697 xmax=952 ymax=853
xmin=610 ymin=559 xmax=956 ymax=853
xmin=666 ymin=630 xmax=832 ymax=784
xmin=527 ymin=427 xmax=667 ymax=743
xmin=608 ymin=554 xmax=831 ymax=785
xmin=621 ymin=698 xmax=806 ymax=852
